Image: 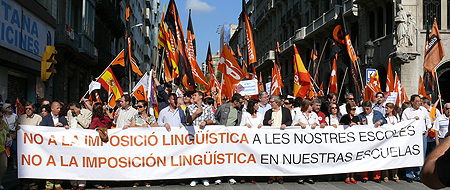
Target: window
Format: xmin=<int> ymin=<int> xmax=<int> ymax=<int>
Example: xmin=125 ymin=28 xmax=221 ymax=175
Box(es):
xmin=376 ymin=8 xmax=383 ymax=38
xmin=369 ymin=12 xmax=375 ymax=40
xmin=386 ymin=2 xmax=393 ymax=35
xmin=423 ymin=0 xmax=441 ymax=29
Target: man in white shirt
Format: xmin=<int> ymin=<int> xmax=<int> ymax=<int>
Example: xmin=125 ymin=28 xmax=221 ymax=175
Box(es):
xmin=401 ymin=94 xmax=432 ymax=183
xmin=114 ymin=94 xmax=138 ymax=129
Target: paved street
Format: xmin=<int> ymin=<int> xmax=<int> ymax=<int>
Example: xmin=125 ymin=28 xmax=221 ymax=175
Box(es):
xmin=3 ymin=165 xmax=449 ymax=190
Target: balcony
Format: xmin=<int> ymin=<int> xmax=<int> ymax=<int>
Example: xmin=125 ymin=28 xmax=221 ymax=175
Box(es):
xmin=278 ymin=1 xmax=357 ymax=54
xmin=255 ymin=50 xmax=275 ymax=69
xmin=145 ymin=8 xmax=150 ymax=26
xmin=79 ymin=34 xmax=96 ymax=59
xmin=143 ymin=44 xmax=150 ymax=60
xmin=144 ymin=25 xmax=150 ymax=44
xmin=56 ymin=24 xmax=96 ymax=60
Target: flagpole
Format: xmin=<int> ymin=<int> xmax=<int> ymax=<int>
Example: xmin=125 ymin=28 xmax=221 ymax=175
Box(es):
xmin=435 ymin=67 xmax=443 ymax=111
xmin=337 ymin=67 xmax=348 ymax=103
xmin=314 ymin=38 xmax=329 ymax=80
xmin=79 ymin=50 xmax=125 ymax=102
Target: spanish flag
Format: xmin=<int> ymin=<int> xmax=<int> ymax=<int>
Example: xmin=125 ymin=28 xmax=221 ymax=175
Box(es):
xmin=98 ymin=67 xmax=123 ymax=108
xmin=293 ymin=44 xmax=311 ymax=98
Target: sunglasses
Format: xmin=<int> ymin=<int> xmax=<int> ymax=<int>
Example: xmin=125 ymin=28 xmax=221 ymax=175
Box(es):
xmin=351 ymin=108 xmax=356 ymax=111
xmin=331 ymin=107 xmax=337 ymax=109
xmin=25 ymin=107 xmax=33 ymax=110
xmin=284 ymin=102 xmax=291 ymax=104
xmin=364 ymin=107 xmax=371 ymax=111
xmin=348 ymin=98 xmax=354 ymax=100
xmin=137 ymin=106 xmax=144 ymax=108
xmin=445 ymin=107 xmax=450 ymax=110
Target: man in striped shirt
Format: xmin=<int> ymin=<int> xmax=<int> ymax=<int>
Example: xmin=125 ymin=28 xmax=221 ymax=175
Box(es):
xmin=114 ymin=94 xmax=138 ymax=129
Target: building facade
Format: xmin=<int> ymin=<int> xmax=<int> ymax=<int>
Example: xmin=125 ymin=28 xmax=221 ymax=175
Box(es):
xmin=0 ymin=0 xmax=56 ymax=103
xmin=234 ymin=0 xmax=450 ymax=103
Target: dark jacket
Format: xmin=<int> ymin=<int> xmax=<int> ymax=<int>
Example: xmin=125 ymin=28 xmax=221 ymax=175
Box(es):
xmin=358 ymin=110 xmax=387 ymax=125
xmin=263 ymin=107 xmax=292 ymax=126
xmin=215 ymin=103 xmax=242 ymax=125
xmin=40 ymin=114 xmax=69 ymax=127
xmin=156 ymin=85 xmax=169 ymax=112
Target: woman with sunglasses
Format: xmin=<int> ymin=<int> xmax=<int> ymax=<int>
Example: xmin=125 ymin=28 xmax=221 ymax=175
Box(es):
xmin=339 ymin=102 xmax=361 ymax=184
xmin=325 ymin=103 xmax=340 ymax=128
xmin=292 ymin=98 xmax=318 ymax=184
xmin=130 ymin=100 xmax=158 ymax=128
xmin=382 ymin=102 xmax=401 ymax=182
xmin=283 ymin=98 xmax=295 ymax=119
xmin=129 ymin=100 xmax=157 ymax=187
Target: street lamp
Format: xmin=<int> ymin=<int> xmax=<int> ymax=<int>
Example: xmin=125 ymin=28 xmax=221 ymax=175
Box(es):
xmin=365 ymin=40 xmax=374 ymax=66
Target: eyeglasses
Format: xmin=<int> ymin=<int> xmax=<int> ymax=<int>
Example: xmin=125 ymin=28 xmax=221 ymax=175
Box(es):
xmin=25 ymin=108 xmax=33 ymax=110
xmin=445 ymin=107 xmax=450 ymax=110
xmin=348 ymin=98 xmax=354 ymax=100
xmin=284 ymin=102 xmax=291 ymax=104
xmin=363 ymin=107 xmax=371 ymax=111
xmin=331 ymin=107 xmax=337 ymax=109
xmin=269 ymin=101 xmax=274 ymax=104
xmin=351 ymin=108 xmax=356 ymax=111
xmin=137 ymin=106 xmax=144 ymax=108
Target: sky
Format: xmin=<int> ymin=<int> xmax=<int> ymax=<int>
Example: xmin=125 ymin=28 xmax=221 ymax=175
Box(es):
xmin=160 ymin=0 xmax=242 ymax=66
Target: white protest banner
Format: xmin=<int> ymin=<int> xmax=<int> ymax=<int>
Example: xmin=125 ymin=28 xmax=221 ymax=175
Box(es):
xmin=237 ymin=79 xmax=259 ymax=96
xmin=18 ymin=120 xmax=424 ymax=180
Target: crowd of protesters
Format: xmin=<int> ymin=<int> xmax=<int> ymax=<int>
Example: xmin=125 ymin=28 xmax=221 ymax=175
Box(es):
xmin=1 ymin=72 xmax=450 ymax=189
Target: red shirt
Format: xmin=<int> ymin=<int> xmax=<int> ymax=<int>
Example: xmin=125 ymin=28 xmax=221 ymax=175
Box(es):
xmin=89 ymin=116 xmax=112 ymax=129
xmin=316 ymin=111 xmax=327 ymax=124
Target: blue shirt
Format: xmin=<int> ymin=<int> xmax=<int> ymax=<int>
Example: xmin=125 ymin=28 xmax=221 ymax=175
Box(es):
xmin=257 ymin=103 xmax=272 ymax=116
xmin=157 ymin=106 xmax=183 ymax=127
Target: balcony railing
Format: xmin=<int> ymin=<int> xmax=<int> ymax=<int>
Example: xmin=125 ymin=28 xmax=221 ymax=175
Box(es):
xmin=278 ymin=1 xmax=357 ymax=54
xmin=256 ymin=50 xmax=275 ymax=68
xmin=55 ymin=24 xmax=96 ymax=59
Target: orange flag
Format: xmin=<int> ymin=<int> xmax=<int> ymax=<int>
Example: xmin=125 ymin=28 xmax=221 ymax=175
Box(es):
xmin=218 ymin=45 xmax=245 ymax=100
xmin=317 ymin=82 xmax=324 ymax=97
xmin=186 ymin=10 xmax=210 ymax=91
xmin=393 ymin=72 xmax=404 ymax=108
xmin=127 ymin=37 xmax=143 ymax=77
xmin=111 ymin=50 xmax=125 ymax=67
xmin=329 ymin=54 xmax=338 ymax=93
xmin=242 ymin=0 xmax=256 ymax=65
xmin=15 ymin=97 xmax=24 ymax=116
xmin=424 ymin=19 xmax=445 ymax=72
xmin=307 ymin=85 xmax=315 ymax=99
xmin=293 ymin=44 xmax=311 ymax=98
xmin=419 ymin=75 xmax=431 ymax=99
xmin=132 ymin=85 xmax=148 ymax=101
xmin=270 ymin=62 xmax=281 ymax=95
xmin=386 ymin=58 xmax=394 ymax=92
xmin=258 ymin=72 xmax=264 ymax=92
xmin=402 ymin=87 xmax=409 ymax=103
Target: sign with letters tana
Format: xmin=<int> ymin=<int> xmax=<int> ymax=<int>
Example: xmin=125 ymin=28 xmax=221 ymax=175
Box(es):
xmin=18 ymin=120 xmax=424 ymax=180
xmin=0 ymin=0 xmax=55 ymax=60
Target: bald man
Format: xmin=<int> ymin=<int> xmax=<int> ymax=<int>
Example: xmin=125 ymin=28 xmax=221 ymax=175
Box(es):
xmin=40 ymin=101 xmax=69 ymax=128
